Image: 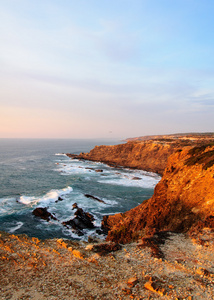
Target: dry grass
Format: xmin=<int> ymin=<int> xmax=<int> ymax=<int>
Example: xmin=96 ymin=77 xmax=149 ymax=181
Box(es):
xmin=0 ymin=230 xmax=214 ymax=299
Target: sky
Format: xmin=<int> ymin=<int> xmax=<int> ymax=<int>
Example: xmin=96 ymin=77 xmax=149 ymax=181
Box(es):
xmin=0 ymin=0 xmax=214 ymax=139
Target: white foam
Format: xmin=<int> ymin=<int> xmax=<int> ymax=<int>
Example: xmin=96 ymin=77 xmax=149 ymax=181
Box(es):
xmin=98 ymin=173 xmax=160 ymax=188
xmin=56 ymin=159 xmax=161 ymax=187
xmin=61 ymin=227 xmax=82 ymax=239
xmin=55 ymin=158 xmax=107 ymax=176
xmin=19 ymin=195 xmax=37 ymax=205
xmin=57 ymin=164 xmax=98 ymax=176
xmin=55 ymin=153 xmax=67 ymax=156
xmin=14 ymin=186 xmax=73 ymax=208
xmin=0 ymin=197 xmax=25 ymax=216
xmin=9 ymin=221 xmax=24 ymax=233
xmin=38 ymin=186 xmax=73 ymax=206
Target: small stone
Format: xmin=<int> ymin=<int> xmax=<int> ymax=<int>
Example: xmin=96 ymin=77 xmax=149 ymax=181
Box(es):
xmin=144 ymin=281 xmax=165 ymax=296
xmin=85 ymin=244 xmax=94 ymax=251
xmin=127 ymin=277 xmax=138 ymax=287
xmin=72 ymin=250 xmax=84 ymax=259
xmin=120 ymin=284 xmax=132 ymax=295
xmin=91 ymin=253 xmax=100 ymax=260
xmin=196 ymin=267 xmax=211 ymax=276
xmin=144 ymin=281 xmax=155 ymax=293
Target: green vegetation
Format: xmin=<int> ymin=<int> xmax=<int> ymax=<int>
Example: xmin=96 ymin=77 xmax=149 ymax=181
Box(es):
xmin=185 ymin=143 xmax=214 ymax=170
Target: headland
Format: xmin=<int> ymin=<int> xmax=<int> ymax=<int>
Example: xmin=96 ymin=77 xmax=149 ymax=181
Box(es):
xmin=1 ymin=132 xmax=214 ymax=299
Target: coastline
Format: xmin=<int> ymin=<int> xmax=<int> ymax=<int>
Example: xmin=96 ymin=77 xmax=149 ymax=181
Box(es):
xmin=1 ymin=133 xmax=214 ymax=299
xmin=67 ymin=134 xmax=214 ymax=176
xmin=67 ymin=134 xmax=214 ymax=244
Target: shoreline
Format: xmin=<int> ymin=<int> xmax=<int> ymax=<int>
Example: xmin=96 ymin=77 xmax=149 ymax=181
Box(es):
xmin=66 ymin=134 xmax=214 ymax=245
xmin=1 ymin=133 xmax=214 ymax=298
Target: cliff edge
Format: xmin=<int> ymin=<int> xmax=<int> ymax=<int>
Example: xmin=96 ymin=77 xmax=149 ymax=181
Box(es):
xmin=69 ymin=140 xmax=188 ymax=175
xmin=68 ymin=133 xmax=214 ymax=244
xmin=102 ymin=142 xmax=214 ymax=243
xmin=69 ymin=133 xmax=214 ymax=176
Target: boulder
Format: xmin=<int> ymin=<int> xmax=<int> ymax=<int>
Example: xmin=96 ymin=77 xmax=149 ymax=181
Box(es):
xmin=127 ymin=277 xmax=139 ymax=287
xmin=92 ymin=242 xmax=121 ymax=256
xmin=62 ymin=204 xmax=95 ymax=236
xmin=32 ymin=207 xmax=57 ymax=222
xmin=55 ymin=196 xmax=63 ymax=203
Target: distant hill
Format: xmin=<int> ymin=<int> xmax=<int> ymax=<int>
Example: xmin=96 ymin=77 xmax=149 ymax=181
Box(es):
xmin=125 ymin=132 xmax=214 ymax=142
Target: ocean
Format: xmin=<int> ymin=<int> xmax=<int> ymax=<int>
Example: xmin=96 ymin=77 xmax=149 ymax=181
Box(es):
xmin=0 ymin=138 xmax=161 ymax=241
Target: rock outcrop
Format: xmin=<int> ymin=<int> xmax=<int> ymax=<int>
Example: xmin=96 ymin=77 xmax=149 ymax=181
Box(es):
xmin=62 ymin=204 xmax=95 ymax=236
xmin=32 ymin=207 xmax=57 ymax=222
xmin=68 ymin=141 xmax=179 ymax=175
xmin=101 ymin=143 xmax=214 ymax=243
xmin=67 ymin=134 xmax=214 ymax=175
xmin=84 ymin=194 xmax=105 ymax=203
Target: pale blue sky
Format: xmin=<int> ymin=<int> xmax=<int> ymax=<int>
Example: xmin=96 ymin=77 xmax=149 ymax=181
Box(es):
xmin=0 ymin=0 xmax=214 ymax=138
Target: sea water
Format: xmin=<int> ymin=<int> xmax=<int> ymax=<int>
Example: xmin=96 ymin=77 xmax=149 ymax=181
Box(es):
xmin=0 ymin=138 xmax=161 ymax=240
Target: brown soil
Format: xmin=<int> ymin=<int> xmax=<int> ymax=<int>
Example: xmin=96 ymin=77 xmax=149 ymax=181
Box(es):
xmin=1 ymin=230 xmax=214 ymax=299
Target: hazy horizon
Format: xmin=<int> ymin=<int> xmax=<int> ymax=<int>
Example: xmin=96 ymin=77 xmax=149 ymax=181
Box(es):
xmin=0 ymin=131 xmax=214 ymax=141
xmin=1 ymin=1 xmax=214 ymax=139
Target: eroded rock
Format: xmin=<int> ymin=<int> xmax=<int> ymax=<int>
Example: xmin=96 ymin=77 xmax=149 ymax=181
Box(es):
xmin=102 ymin=144 xmax=214 ymax=244
xmin=55 ymin=196 xmax=63 ymax=203
xmin=92 ymin=242 xmax=121 ymax=256
xmin=84 ymin=194 xmax=105 ymax=203
xmin=32 ymin=207 xmax=57 ymax=222
xmin=62 ymin=204 xmax=95 ymax=236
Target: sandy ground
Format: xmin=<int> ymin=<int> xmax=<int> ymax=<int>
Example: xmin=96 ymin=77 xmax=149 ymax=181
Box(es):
xmin=0 ymin=229 xmax=214 ymax=299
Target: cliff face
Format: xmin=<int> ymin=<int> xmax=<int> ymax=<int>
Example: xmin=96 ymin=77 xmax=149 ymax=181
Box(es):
xmin=102 ymin=144 xmax=214 ymax=243
xmin=70 ymin=135 xmax=214 ymax=176
xmin=67 ymin=134 xmax=214 ymax=243
xmin=70 ymin=140 xmax=183 ymax=175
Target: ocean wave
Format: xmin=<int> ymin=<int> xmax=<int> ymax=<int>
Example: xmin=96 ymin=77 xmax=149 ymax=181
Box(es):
xmin=37 ymin=186 xmax=73 ymax=206
xmin=97 ymin=175 xmax=159 ymax=188
xmin=57 ymin=164 xmax=98 ymax=176
xmin=56 ymin=159 xmax=161 ymax=184
xmin=15 ymin=186 xmax=74 ymax=207
xmin=55 ymin=159 xmax=107 ymax=176
xmin=19 ymin=195 xmax=37 ymax=205
xmin=55 ymin=153 xmax=67 ymax=156
xmin=8 ymin=221 xmax=24 ymax=233
xmin=0 ymin=197 xmax=22 ymax=216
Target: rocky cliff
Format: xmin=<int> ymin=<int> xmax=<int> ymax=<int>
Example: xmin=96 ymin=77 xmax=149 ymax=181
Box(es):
xmin=102 ymin=143 xmax=214 ymax=243
xmin=68 ymin=134 xmax=214 ymax=243
xmin=69 ymin=139 xmax=192 ymax=175
xmin=69 ymin=134 xmax=214 ymax=176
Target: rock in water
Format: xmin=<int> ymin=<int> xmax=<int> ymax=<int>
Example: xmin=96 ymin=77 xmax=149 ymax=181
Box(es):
xmin=84 ymin=194 xmax=105 ymax=203
xmin=62 ymin=204 xmax=95 ymax=236
xmin=32 ymin=207 xmax=57 ymax=222
xmin=55 ymin=196 xmax=63 ymax=203
xmin=74 ymin=207 xmax=95 ymax=229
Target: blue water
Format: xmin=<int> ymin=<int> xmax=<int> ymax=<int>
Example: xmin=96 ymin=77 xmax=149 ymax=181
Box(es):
xmin=0 ymin=139 xmax=161 ymax=240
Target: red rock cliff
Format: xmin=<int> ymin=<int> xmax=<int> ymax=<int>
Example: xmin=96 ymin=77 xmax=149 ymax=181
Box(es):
xmin=101 ymin=143 xmax=214 ymax=243
xmin=70 ymin=140 xmax=185 ymax=175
